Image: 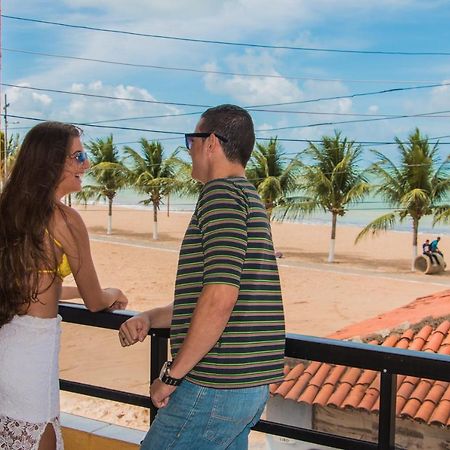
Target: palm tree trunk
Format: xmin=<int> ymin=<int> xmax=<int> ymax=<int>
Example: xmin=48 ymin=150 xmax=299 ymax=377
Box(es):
xmin=328 ymin=212 xmax=337 ymax=263
xmin=153 ymin=202 xmax=158 ymax=240
xmin=411 ymin=217 xmax=419 ymax=271
xmin=167 ymin=193 xmax=170 ymax=217
xmin=107 ymin=197 xmax=113 ymax=235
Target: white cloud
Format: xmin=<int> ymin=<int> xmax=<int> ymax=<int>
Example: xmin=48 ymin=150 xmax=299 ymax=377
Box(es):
xmin=31 ymin=93 xmax=52 ymax=106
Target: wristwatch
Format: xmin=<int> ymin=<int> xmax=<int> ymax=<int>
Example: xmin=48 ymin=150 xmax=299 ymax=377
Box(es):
xmin=159 ymin=361 xmax=183 ymax=386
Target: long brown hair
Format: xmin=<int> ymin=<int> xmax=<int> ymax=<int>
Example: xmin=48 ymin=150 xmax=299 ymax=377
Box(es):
xmin=0 ymin=121 xmax=81 ymax=326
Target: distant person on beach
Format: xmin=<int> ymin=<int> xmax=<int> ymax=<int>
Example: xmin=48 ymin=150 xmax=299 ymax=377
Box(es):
xmin=0 ymin=121 xmax=128 ymax=450
xmin=430 ymin=237 xmax=443 ymax=257
xmin=422 ymin=239 xmax=439 ymax=264
xmin=119 ymin=104 xmax=285 ymax=450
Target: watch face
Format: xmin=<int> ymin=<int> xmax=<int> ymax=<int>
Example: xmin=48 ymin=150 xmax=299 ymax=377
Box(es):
xmin=159 ymin=361 xmax=167 ymax=379
xmin=159 ymin=361 xmax=169 ymax=379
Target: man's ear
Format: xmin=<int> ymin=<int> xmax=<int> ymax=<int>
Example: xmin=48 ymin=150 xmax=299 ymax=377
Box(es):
xmin=208 ymin=134 xmax=220 ymax=154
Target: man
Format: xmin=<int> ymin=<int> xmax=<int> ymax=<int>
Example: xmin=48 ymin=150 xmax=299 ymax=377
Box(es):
xmin=422 ymin=239 xmax=437 ymax=264
xmin=119 ymin=105 xmax=285 ymax=449
xmin=430 ymin=236 xmax=443 ymax=257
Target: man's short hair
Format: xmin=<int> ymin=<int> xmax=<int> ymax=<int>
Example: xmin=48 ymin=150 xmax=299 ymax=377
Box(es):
xmin=200 ymin=104 xmax=255 ymax=167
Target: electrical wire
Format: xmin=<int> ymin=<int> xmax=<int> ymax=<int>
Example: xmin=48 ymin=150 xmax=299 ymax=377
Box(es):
xmin=9 ymin=113 xmax=450 ymax=149
xmin=5 ymin=81 xmax=450 ymax=114
xmin=4 ymin=15 xmax=450 ymax=56
xmin=3 ymin=48 xmax=444 ymax=85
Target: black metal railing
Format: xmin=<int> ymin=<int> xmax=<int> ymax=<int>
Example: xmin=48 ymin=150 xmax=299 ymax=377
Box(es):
xmin=59 ymin=302 xmax=450 ymax=450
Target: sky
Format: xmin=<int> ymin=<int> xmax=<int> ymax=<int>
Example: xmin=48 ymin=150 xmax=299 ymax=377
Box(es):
xmin=2 ymin=0 xmax=450 ymax=166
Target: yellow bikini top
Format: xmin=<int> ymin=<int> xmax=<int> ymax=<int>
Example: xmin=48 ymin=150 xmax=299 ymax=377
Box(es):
xmin=40 ymin=231 xmax=72 ymax=279
xmin=53 ymin=237 xmax=72 ymax=279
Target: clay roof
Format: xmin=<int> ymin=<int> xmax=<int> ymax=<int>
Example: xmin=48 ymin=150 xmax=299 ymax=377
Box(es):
xmin=273 ymin=289 xmax=450 ymax=427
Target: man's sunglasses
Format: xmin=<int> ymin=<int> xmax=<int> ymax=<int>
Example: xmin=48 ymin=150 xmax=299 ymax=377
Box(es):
xmin=69 ymin=151 xmax=89 ymax=164
xmin=184 ymin=132 xmax=228 ymax=151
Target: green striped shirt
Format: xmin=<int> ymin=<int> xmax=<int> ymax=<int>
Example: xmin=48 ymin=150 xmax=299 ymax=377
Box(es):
xmin=171 ymin=177 xmax=285 ymax=388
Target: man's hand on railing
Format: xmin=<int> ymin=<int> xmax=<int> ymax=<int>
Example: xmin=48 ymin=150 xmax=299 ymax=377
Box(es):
xmin=118 ymin=311 xmax=151 ymax=347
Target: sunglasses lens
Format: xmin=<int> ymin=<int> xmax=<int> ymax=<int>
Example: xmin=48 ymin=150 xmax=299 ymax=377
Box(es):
xmin=75 ymin=152 xmax=87 ymax=163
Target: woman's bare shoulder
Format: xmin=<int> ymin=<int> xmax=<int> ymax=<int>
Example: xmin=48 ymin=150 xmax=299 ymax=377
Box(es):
xmin=51 ymin=204 xmax=87 ymax=241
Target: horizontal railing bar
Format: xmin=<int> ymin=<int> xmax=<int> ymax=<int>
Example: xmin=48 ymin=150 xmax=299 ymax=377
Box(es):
xmin=59 ymin=302 xmax=170 ymax=338
xmin=59 ymin=304 xmax=450 ymax=381
xmin=253 ymin=420 xmax=378 ymax=450
xmin=60 ymin=379 xmax=151 ymax=408
xmin=286 ymin=333 xmax=450 ymax=382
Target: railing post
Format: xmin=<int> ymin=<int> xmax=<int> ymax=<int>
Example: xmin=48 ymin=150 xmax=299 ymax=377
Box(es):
xmin=378 ymin=370 xmax=397 ymax=450
xmin=149 ymin=331 xmax=168 ymax=424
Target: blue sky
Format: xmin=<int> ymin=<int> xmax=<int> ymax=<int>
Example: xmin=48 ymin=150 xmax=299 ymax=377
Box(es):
xmin=3 ymin=0 xmax=450 ymax=165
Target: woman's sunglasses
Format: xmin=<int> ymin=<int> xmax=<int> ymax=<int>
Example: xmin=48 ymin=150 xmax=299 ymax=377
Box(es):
xmin=69 ymin=151 xmax=89 ymax=164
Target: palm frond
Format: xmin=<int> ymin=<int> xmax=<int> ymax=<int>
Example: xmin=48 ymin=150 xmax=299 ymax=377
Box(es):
xmin=355 ymin=212 xmax=398 ymax=243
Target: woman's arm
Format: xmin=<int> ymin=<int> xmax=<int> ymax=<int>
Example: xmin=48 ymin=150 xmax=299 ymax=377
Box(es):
xmin=53 ymin=206 xmax=128 ymax=312
xmin=60 ymin=286 xmax=81 ymax=300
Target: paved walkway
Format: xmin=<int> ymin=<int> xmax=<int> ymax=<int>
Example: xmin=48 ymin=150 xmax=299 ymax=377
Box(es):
xmin=91 ymin=235 xmax=450 ymax=288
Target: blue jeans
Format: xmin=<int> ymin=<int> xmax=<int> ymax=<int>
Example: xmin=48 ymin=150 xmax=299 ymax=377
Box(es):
xmin=140 ymin=380 xmax=269 ymax=450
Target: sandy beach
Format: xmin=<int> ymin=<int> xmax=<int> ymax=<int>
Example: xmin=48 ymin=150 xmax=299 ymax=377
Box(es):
xmin=59 ymin=205 xmax=450 ymax=433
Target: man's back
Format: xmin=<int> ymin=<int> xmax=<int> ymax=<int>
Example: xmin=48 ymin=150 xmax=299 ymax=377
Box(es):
xmin=171 ymin=177 xmax=285 ymax=388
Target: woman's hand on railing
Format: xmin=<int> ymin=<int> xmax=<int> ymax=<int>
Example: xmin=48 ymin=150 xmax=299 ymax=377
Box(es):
xmin=118 ymin=311 xmax=151 ymax=347
xmin=104 ymin=288 xmax=129 ymax=311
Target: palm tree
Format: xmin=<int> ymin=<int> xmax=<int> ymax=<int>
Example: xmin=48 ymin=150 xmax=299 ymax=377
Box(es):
xmin=84 ymin=135 xmax=128 ymax=235
xmin=277 ymin=131 xmax=370 ymax=263
xmin=0 ymin=132 xmax=19 ymax=189
xmin=356 ymin=128 xmax=450 ymax=271
xmin=246 ymin=138 xmax=301 ymax=219
xmin=124 ymin=139 xmax=182 ymax=240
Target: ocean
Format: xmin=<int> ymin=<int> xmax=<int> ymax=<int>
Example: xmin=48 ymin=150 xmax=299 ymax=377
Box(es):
xmin=102 ymin=188 xmax=449 ymax=236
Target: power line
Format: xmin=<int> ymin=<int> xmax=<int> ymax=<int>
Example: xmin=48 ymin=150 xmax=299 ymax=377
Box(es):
xmin=4 ymin=15 xmax=450 ymax=56
xmin=5 ymin=81 xmax=450 ymax=112
xmin=3 ymin=48 xmax=443 ymax=85
xmin=255 ymin=109 xmax=450 ymax=132
xmin=244 ymin=82 xmax=450 ymax=108
xmin=2 ymin=83 xmax=210 ymax=109
xmin=9 ymin=114 xmax=186 ymax=135
xmin=8 ymin=113 xmax=450 ymax=146
xmin=88 ymin=112 xmax=201 ymax=124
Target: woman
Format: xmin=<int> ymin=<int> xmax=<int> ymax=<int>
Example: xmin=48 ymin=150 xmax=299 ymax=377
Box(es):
xmin=0 ymin=122 xmax=128 ymax=450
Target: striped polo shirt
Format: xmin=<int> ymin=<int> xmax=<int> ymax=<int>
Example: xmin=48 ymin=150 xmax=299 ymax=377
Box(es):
xmin=170 ymin=177 xmax=285 ymax=388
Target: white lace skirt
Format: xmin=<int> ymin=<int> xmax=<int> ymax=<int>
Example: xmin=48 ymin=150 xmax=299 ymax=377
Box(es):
xmin=0 ymin=314 xmax=63 ymax=449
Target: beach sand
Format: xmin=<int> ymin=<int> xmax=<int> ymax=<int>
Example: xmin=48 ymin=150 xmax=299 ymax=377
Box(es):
xmin=59 ymin=205 xmax=450 ymax=439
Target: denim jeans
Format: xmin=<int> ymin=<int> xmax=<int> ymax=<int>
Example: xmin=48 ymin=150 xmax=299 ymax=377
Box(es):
xmin=140 ymin=380 xmax=269 ymax=450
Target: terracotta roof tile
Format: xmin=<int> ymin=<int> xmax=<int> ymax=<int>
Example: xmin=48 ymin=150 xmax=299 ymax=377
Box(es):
xmin=428 ymin=385 xmax=450 ymax=426
xmin=424 ymin=321 xmax=450 ymax=352
xmin=342 ymin=384 xmax=367 ymax=409
xmin=414 ymin=399 xmax=436 ymax=423
xmin=356 ymin=369 xmax=378 ymax=386
xmin=273 ymin=364 xmax=305 ymax=397
xmin=275 ymin=293 xmax=450 ymax=427
xmin=357 ymin=386 xmax=379 ymax=410
xmin=397 ymin=376 xmax=420 ymax=399
xmin=396 ymin=329 xmax=414 ymax=348
xmin=313 ymin=383 xmax=335 ymax=406
xmin=298 ymin=384 xmax=321 ymax=404
xmin=324 ymin=365 xmax=347 ymax=385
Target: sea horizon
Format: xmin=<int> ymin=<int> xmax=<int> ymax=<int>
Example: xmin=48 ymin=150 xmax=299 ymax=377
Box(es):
xmin=76 ymin=188 xmax=449 ymax=236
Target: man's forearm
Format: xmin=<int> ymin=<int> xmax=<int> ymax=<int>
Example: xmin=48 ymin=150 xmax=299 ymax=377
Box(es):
xmin=169 ymin=284 xmax=238 ymax=379
xmin=147 ymin=303 xmax=174 ymax=328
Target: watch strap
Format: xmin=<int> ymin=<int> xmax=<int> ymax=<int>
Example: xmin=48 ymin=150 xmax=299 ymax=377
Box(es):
xmin=159 ymin=361 xmax=183 ymax=386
